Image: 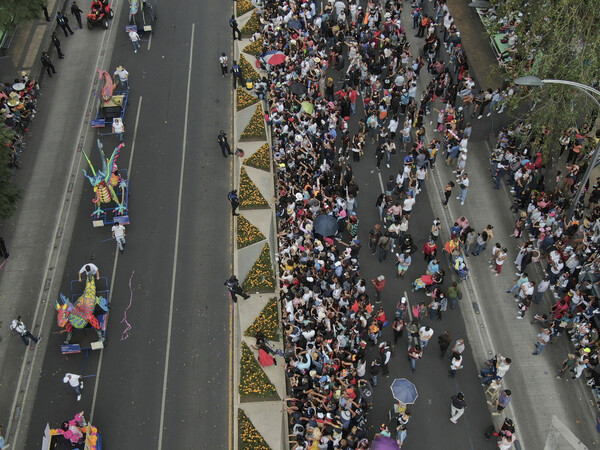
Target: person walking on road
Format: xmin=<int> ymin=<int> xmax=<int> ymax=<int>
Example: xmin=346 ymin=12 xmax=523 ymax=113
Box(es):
xmin=78 ymin=263 xmax=100 ymax=282
xmin=229 ymin=15 xmax=242 ymax=40
xmin=492 ymin=247 xmax=507 ymax=276
xmin=71 ymin=1 xmax=84 ymax=28
xmin=371 ymin=275 xmax=386 ymax=303
xmin=56 ymin=11 xmax=74 ymax=37
xmin=449 ymin=353 xmax=463 ymax=377
xmin=489 ymin=389 xmax=511 ymax=416
xmin=129 ymin=29 xmax=141 ymax=53
xmin=419 ymin=325 xmax=434 ymax=348
xmin=41 ymin=52 xmax=56 ymax=77
xmin=113 ymin=66 xmax=129 ymax=89
xmin=63 ymin=373 xmax=84 ymax=401
xmin=438 ymin=331 xmax=452 ymax=358
xmin=370 ymin=358 xmax=381 ymax=387
xmin=380 ymin=341 xmax=392 ymax=376
xmin=51 ymin=32 xmax=64 ymax=59
xmin=0 ymin=237 xmax=9 ymax=258
xmin=219 ymin=52 xmax=228 ymax=78
xmin=369 ymin=224 xmax=382 ymax=255
xmin=228 ymin=189 xmax=240 ymax=216
xmin=450 ymin=392 xmax=467 ymax=423
xmin=497 ymin=430 xmax=516 ymax=449
xmin=231 ymin=61 xmax=242 ymax=88
xmin=218 ymin=130 xmax=233 ymax=157
xmin=112 ymin=117 xmax=124 ymax=142
xmin=408 ymin=344 xmax=422 ymax=372
xmin=532 ymin=328 xmax=551 ymax=355
xmin=452 ymin=338 xmax=466 ymax=358
xmin=457 ymin=173 xmax=469 ymax=205
xmin=10 ymin=316 xmax=42 ymax=348
xmin=377 ymin=233 xmax=392 ymax=263
xmin=225 ymin=275 xmax=250 ymax=302
xmin=0 ymin=424 xmax=9 ymax=449
xmin=442 ymin=181 xmax=454 ymax=207
xmin=111 ymin=221 xmax=126 ymax=253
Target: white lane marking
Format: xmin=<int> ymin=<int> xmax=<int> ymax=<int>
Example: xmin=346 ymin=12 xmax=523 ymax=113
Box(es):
xmin=88 ymin=95 xmax=142 ymax=425
xmin=148 ymin=33 xmax=152 ymax=51
xmin=157 ymin=22 xmax=195 ymax=450
xmin=377 ymin=171 xmax=384 ymax=193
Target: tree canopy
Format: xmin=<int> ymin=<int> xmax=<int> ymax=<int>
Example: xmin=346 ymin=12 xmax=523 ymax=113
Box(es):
xmin=489 ymin=0 xmax=600 ymax=161
xmin=0 ymin=123 xmax=21 ymax=220
xmin=0 ymin=0 xmax=43 ymax=30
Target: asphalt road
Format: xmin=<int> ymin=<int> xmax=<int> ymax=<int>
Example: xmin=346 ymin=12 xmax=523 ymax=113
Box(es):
xmin=22 ymin=0 xmax=233 ymax=448
xmin=345 ymin=135 xmax=496 ymax=448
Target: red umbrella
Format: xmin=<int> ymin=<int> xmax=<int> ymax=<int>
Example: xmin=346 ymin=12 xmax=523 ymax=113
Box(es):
xmin=264 ymin=51 xmax=286 ymax=65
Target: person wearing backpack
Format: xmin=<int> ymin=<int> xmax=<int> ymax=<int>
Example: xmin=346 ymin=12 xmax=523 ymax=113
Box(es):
xmin=219 ymin=52 xmax=228 ymax=78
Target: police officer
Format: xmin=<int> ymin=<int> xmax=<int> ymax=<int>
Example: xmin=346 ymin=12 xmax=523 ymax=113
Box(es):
xmin=40 ymin=52 xmax=57 ymax=77
xmin=228 ymin=189 xmax=239 ymax=216
xmin=51 ymin=32 xmax=64 ymax=59
xmin=71 ymin=1 xmax=84 ymax=29
xmin=218 ymin=130 xmax=233 ymax=157
xmin=56 ymin=10 xmax=74 ymax=37
xmin=231 ymin=61 xmax=242 ymax=89
xmin=229 ymin=15 xmax=241 ymax=41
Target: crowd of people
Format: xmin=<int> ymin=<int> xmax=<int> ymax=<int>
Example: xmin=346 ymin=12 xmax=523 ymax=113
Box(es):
xmin=248 ymin=0 xmax=496 ymax=447
xmin=1 ymin=73 xmax=39 ymax=168
xmin=490 ymin=123 xmax=600 ymax=385
xmin=242 ymin=0 xmax=600 ymax=448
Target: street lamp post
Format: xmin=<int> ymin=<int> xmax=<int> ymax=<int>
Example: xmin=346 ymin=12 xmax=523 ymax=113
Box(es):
xmin=514 ymin=76 xmax=600 ymax=222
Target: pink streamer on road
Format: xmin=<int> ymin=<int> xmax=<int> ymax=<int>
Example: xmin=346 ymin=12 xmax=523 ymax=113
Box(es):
xmin=0 ymin=258 xmax=8 ymax=272
xmin=120 ymin=270 xmax=135 ymax=340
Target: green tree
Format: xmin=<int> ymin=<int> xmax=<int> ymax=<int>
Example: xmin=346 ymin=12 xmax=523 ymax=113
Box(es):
xmin=490 ymin=0 xmax=600 ymax=164
xmin=0 ymin=123 xmax=21 ymax=219
xmin=0 ymin=0 xmax=43 ymax=29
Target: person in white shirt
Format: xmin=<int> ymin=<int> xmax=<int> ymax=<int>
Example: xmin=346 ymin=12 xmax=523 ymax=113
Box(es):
xmin=63 ymin=373 xmax=84 ymax=401
xmin=128 ymin=29 xmax=141 ymax=53
xmin=10 ymin=315 xmax=42 ymax=347
xmin=402 ymin=194 xmax=416 ymax=220
xmin=78 ymin=263 xmax=100 ymax=282
xmin=219 ymin=52 xmax=228 ymax=78
xmin=111 ymin=222 xmax=126 ymax=252
xmin=112 ymin=117 xmax=124 ymax=142
xmin=457 ymin=173 xmax=469 ymax=205
xmin=418 ymin=325 xmax=434 ymax=348
xmin=113 ymin=65 xmax=129 ymax=89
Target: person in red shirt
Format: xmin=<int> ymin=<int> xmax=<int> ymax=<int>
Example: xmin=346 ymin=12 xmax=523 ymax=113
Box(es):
xmin=422 ymin=238 xmax=438 ymax=262
xmin=371 ymin=275 xmax=386 ymax=303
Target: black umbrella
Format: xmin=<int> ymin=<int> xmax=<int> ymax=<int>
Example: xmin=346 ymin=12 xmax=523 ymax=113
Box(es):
xmin=313 ymin=214 xmax=338 ymax=237
xmin=288 ymin=19 xmax=302 ymax=30
xmin=289 ymin=82 xmax=308 ymax=96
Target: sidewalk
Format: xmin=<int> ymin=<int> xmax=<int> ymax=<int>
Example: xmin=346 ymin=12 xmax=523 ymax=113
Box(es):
xmin=3 ymin=0 xmax=73 ymax=80
xmin=429 ymin=1 xmax=599 ymax=447
xmin=231 ymin=7 xmax=286 ymax=450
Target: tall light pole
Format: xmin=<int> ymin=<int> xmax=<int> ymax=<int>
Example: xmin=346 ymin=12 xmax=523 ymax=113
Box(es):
xmin=514 ymin=76 xmax=600 ymax=222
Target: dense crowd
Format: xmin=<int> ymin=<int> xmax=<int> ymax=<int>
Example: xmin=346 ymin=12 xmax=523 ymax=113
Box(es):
xmin=0 ymin=72 xmax=39 ymax=168
xmin=255 ymin=0 xmax=483 ymax=447
xmin=247 ymin=0 xmax=600 ymax=448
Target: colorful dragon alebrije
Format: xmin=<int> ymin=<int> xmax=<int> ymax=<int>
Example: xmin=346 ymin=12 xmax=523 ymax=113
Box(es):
xmin=82 ymin=139 xmax=127 ymax=217
xmin=56 ymin=276 xmax=109 ymax=345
